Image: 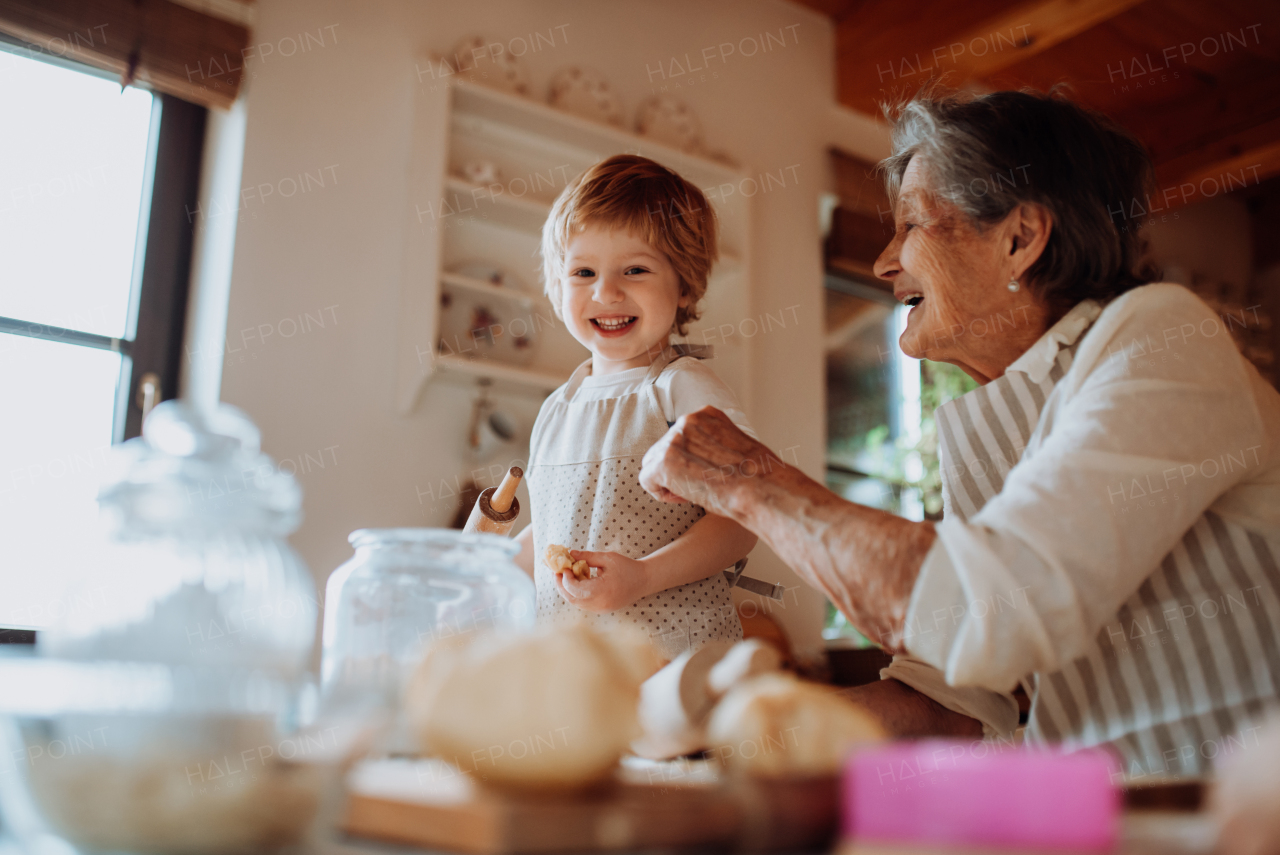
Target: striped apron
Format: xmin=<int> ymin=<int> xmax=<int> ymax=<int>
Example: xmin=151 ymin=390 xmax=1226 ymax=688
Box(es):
xmin=930 ymin=331 xmax=1280 ymax=780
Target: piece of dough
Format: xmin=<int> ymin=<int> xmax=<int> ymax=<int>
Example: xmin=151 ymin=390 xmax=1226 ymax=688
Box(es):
xmin=706 ymin=673 xmax=884 ymax=777
xmin=407 ymin=623 xmax=659 ymax=788
xmin=632 ymin=639 xmax=784 ymax=760
xmin=632 ymin=640 xmax=734 ymax=760
xmin=543 ymin=544 xmax=593 ymax=580
xmin=707 ymin=639 xmax=782 ymax=697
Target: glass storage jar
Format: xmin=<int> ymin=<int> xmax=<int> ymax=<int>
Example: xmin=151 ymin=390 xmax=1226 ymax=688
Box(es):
xmin=37 ymin=400 xmax=318 ymax=680
xmin=321 ymin=529 xmax=535 ymax=709
xmin=0 ymin=402 xmax=343 ymax=855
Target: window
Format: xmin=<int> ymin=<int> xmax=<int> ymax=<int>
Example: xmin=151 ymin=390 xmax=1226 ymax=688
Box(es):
xmin=823 ymin=271 xmax=977 ymax=643
xmin=824 ymin=274 xmax=920 ymax=516
xmin=0 ymin=37 xmax=206 ymax=637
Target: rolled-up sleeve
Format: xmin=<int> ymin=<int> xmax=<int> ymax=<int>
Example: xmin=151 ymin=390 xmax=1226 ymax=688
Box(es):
xmin=880 ymin=654 xmax=1020 ymax=739
xmin=905 ymin=285 xmax=1268 ymax=690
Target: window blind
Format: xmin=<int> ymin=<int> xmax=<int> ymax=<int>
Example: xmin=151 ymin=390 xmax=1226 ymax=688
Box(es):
xmin=826 ymin=147 xmax=895 ymax=289
xmin=0 ymin=0 xmax=250 ymax=108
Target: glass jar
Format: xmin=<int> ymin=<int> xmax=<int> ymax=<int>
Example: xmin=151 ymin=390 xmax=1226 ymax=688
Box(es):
xmin=0 ymin=402 xmax=342 ymax=855
xmin=321 ymin=529 xmax=535 ymax=709
xmin=38 ymin=399 xmax=318 ymax=680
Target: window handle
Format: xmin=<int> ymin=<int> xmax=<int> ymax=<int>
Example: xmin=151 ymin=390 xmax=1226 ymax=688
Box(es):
xmin=137 ymin=372 xmax=161 ymax=422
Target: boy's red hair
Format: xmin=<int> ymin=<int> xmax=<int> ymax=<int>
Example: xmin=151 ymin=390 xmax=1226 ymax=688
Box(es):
xmin=540 ymin=154 xmax=719 ymax=336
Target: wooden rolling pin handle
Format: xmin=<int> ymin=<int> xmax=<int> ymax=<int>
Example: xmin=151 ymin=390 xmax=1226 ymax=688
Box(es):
xmin=461 ymin=466 xmax=523 ymax=536
xmin=491 ymin=467 xmax=522 ymax=513
xmin=462 ymin=490 xmax=520 ymax=535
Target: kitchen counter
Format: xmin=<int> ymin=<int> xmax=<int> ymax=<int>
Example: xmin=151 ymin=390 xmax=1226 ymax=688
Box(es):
xmin=321 ymin=809 xmax=1218 ymax=855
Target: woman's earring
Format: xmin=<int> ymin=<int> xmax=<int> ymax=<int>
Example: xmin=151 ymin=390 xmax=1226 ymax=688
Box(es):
xmin=1007 ymin=277 xmax=1020 ymax=292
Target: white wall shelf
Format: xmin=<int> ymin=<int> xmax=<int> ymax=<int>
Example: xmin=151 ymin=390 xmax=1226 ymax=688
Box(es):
xmin=443 ymin=176 xmax=549 ymax=234
xmin=435 ymin=353 xmax=569 ymax=394
xmin=441 ymin=271 xmax=536 ymax=307
xmin=450 ymin=80 xmax=747 ymax=189
xmin=395 ymin=72 xmax=753 ymax=414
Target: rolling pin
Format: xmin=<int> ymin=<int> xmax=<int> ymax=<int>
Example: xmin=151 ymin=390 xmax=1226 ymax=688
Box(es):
xmin=463 ymin=466 xmax=522 ymax=536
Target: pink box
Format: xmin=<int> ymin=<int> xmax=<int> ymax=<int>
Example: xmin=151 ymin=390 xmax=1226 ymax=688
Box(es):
xmin=844 ymin=741 xmax=1121 ymax=852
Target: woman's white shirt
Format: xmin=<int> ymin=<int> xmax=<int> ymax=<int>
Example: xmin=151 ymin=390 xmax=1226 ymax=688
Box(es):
xmin=905 ymin=284 xmax=1280 ymax=692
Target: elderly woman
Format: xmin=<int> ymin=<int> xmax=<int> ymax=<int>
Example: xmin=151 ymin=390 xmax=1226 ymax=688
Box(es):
xmin=640 ymin=89 xmax=1280 ymax=778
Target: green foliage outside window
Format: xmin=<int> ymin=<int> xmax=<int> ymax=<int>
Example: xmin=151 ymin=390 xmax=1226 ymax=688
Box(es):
xmin=823 ymin=360 xmax=977 ymax=646
xmin=851 ymin=360 xmax=978 ymax=518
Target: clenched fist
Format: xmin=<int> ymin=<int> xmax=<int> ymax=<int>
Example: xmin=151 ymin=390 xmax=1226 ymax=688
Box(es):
xmin=639 ymin=406 xmax=785 ymax=517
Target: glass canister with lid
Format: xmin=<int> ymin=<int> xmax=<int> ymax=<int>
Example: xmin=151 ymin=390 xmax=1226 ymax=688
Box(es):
xmin=321 ymin=529 xmax=535 ymax=710
xmin=0 ymin=401 xmax=344 ymax=855
xmin=37 ymin=400 xmax=318 ymax=678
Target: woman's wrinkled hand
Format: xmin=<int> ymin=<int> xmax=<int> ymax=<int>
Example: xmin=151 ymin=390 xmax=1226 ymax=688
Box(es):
xmin=555 ymin=550 xmax=651 ymax=613
xmin=639 ymin=406 xmax=783 ymax=515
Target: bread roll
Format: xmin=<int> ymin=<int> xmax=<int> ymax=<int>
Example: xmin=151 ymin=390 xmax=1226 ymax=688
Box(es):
xmin=707 ymin=639 xmax=782 ymax=697
xmin=632 ymin=639 xmax=785 ymax=761
xmin=632 ymin=640 xmax=733 ymax=760
xmin=407 ymin=624 xmax=659 ymax=787
xmin=706 ymin=673 xmax=884 ymax=777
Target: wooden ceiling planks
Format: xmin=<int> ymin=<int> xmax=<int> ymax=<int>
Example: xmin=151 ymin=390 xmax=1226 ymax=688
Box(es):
xmin=798 ymin=0 xmax=1280 ymax=209
xmin=925 ymin=0 xmax=1148 ymax=81
xmin=826 ymin=0 xmax=1146 ymax=114
xmin=830 ymin=0 xmax=1017 ymax=113
xmin=987 ymin=0 xmax=1280 ymax=200
xmin=1153 ymin=116 xmax=1280 ymax=202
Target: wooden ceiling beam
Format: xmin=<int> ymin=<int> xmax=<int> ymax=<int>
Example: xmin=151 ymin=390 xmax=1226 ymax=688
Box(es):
xmin=1150 ymin=116 xmax=1280 ymax=210
xmin=831 ymin=0 xmax=1148 ymax=113
xmin=1116 ymin=74 xmax=1280 ymax=167
xmin=943 ymin=0 xmax=1149 ymax=81
xmin=790 ymin=0 xmax=860 ymax=20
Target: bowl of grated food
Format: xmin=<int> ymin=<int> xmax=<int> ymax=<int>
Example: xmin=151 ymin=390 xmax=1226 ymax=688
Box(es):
xmin=0 ymin=657 xmax=369 ymax=855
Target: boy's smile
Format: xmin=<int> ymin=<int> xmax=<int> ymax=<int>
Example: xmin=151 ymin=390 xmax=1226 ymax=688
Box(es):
xmin=562 ymin=226 xmax=688 ymax=374
xmin=590 ymin=315 xmax=636 ymax=334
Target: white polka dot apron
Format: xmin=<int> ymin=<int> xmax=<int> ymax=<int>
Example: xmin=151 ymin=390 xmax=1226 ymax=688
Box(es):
xmin=527 ymin=345 xmax=743 ymax=660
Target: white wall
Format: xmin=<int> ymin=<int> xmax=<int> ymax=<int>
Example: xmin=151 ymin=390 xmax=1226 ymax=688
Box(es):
xmin=217 ymin=0 xmax=843 ymax=662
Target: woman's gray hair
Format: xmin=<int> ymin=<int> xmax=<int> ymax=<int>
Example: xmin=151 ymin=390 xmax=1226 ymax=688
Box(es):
xmin=880 ymin=87 xmax=1158 ymax=312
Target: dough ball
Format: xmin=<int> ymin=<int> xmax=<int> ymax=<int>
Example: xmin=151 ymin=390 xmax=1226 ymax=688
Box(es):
xmin=706 ymin=673 xmax=884 ymax=777
xmin=407 ymin=623 xmax=656 ymax=788
xmin=544 ymin=544 xmax=591 ymax=580
xmin=1212 ymin=716 xmax=1280 ymax=855
xmin=633 ymin=640 xmax=734 ymax=760
xmin=707 ymin=639 xmax=782 ymax=697
xmin=402 ymin=634 xmax=471 ymax=741
xmin=632 ymin=639 xmax=779 ymax=760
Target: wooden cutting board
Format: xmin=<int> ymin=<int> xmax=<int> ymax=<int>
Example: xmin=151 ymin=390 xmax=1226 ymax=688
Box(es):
xmin=341 ymin=757 xmax=840 ymax=853
xmin=836 ymin=812 xmax=1218 ymax=855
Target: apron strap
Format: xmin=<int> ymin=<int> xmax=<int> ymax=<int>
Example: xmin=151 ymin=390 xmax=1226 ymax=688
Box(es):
xmin=642 ymin=343 xmax=713 ymax=388
xmin=560 ymin=358 xmax=595 ymax=402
